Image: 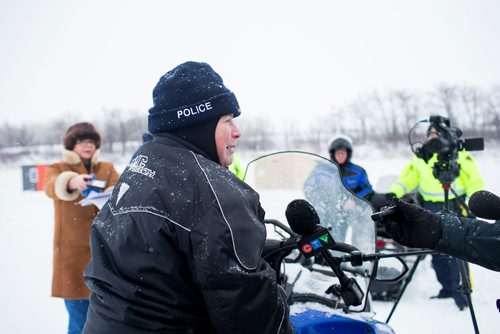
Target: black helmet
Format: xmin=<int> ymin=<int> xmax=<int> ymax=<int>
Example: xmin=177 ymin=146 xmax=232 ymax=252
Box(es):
xmin=328 ymin=135 xmax=353 ymax=163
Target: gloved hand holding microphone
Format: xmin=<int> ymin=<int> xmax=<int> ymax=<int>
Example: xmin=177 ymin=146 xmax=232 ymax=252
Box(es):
xmin=373 ymin=192 xmax=500 ymax=273
xmin=372 ymin=198 xmax=443 ymax=249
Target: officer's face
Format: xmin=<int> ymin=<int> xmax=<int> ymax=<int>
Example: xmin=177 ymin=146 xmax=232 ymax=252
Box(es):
xmin=215 ymin=114 xmax=241 ymax=167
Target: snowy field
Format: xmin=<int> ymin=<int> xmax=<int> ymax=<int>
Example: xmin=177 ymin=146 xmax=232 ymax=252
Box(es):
xmin=1 ymin=147 xmax=499 ymax=333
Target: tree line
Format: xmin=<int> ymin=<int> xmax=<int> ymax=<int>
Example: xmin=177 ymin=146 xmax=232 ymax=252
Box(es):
xmin=1 ymin=83 xmax=500 ymax=163
xmin=238 ymin=83 xmax=500 ymax=153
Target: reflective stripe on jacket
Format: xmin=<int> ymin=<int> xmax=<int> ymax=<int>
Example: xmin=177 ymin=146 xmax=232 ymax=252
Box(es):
xmin=389 ymin=151 xmax=484 ymax=202
xmin=84 ymin=134 xmax=291 ymax=334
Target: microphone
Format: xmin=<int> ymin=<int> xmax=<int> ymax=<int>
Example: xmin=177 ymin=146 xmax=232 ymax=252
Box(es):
xmin=285 ymin=199 xmax=364 ymax=306
xmin=286 ymin=199 xmax=335 ymax=257
xmin=371 ymin=206 xmax=397 ymax=222
xmin=469 ymin=190 xmax=500 ymax=220
xmin=286 ymin=199 xmax=361 ymax=255
xmin=285 ymin=199 xmax=321 ymax=236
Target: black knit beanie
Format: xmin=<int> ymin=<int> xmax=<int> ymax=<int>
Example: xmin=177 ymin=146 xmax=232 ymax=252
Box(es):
xmin=148 ymin=61 xmax=240 ymax=134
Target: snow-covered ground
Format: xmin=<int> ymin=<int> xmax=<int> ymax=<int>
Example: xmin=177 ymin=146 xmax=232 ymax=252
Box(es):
xmin=1 ymin=147 xmax=499 ymax=333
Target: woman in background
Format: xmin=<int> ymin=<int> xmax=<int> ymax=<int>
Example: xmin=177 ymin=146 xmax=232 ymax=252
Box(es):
xmin=44 ymin=122 xmax=119 ymax=334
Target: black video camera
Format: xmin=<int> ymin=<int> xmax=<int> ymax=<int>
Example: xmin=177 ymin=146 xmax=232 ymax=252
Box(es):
xmin=415 ymin=115 xmax=484 ymax=163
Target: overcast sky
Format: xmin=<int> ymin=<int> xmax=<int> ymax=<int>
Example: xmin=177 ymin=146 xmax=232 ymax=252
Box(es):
xmin=1 ymin=0 xmax=500 ymax=126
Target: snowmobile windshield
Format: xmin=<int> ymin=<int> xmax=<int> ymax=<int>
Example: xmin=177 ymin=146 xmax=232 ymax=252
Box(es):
xmin=244 ymin=151 xmax=376 ymax=254
xmin=243 ymin=151 xmax=389 ymax=317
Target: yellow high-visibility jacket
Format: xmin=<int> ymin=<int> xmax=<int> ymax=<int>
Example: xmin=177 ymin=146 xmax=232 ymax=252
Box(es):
xmin=228 ymin=154 xmax=245 ymax=180
xmin=389 ymin=151 xmax=484 ymax=203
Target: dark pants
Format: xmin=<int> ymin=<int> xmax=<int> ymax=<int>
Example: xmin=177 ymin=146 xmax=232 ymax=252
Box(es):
xmin=64 ymin=299 xmax=90 ymax=334
xmin=431 ymin=253 xmax=461 ymax=294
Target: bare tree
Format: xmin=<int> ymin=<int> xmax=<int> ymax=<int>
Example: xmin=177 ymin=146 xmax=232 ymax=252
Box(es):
xmin=458 ymin=86 xmax=486 ymax=136
xmin=304 ymin=114 xmax=339 ymax=153
xmin=393 ymin=90 xmax=420 ymax=132
xmin=237 ymin=116 xmax=277 ymax=151
xmin=432 ymin=83 xmax=459 ymax=125
xmin=486 ymin=86 xmax=500 ymax=139
xmin=4 ymin=83 xmax=500 ymax=165
xmin=99 ymin=108 xmax=142 ymax=154
xmin=282 ymin=120 xmax=303 ymax=150
xmin=343 ymin=99 xmax=371 ymax=144
xmin=368 ymin=91 xmax=402 ymax=142
xmin=0 ymin=122 xmax=18 ymax=148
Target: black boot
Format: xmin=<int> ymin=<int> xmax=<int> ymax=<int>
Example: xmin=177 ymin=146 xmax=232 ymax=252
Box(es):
xmin=431 ymin=289 xmax=453 ymax=299
xmin=452 ymin=292 xmax=469 ymax=311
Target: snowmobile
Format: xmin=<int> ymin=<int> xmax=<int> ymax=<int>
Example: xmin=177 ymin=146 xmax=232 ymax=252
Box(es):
xmin=243 ymin=151 xmax=429 ymax=334
xmin=370 ymin=227 xmax=410 ymax=302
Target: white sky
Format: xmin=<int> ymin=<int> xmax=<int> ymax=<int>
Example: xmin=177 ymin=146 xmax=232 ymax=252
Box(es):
xmin=1 ymin=0 xmax=500 ymax=126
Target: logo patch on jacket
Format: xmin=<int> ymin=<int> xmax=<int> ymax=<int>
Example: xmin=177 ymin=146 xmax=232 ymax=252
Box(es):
xmin=128 ymin=155 xmax=156 ymax=179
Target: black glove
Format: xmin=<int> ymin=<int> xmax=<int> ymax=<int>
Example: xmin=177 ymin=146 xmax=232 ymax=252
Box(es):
xmin=383 ymin=199 xmax=443 ymax=249
xmin=370 ymin=192 xmax=396 ymax=212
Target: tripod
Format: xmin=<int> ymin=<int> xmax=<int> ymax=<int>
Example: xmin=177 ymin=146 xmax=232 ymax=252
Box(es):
xmin=386 ymin=158 xmax=480 ymax=334
xmin=433 ymin=158 xmax=480 ymax=334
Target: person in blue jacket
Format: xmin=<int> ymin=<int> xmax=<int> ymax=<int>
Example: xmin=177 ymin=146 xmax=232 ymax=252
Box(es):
xmin=328 ymin=135 xmax=374 ymax=201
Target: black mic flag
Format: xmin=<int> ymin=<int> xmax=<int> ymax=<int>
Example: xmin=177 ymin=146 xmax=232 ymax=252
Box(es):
xmin=469 ymin=190 xmax=500 ymax=220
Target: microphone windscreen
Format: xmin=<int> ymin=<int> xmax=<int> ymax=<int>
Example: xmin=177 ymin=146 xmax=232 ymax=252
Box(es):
xmin=285 ymin=199 xmax=321 ymax=236
xmin=469 ymin=190 xmax=500 ymax=220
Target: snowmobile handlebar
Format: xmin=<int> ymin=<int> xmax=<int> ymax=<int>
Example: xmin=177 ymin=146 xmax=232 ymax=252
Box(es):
xmin=340 ymin=249 xmax=436 ymax=266
xmin=263 ymin=219 xmax=435 ymax=269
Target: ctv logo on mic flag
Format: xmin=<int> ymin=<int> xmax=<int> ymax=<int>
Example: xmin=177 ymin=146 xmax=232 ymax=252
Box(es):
xmin=297 ymin=228 xmax=336 ymax=258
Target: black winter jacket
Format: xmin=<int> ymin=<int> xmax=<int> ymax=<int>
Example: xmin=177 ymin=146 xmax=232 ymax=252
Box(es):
xmin=83 ymin=134 xmax=291 ymax=334
xmin=436 ymin=213 xmax=500 ymax=272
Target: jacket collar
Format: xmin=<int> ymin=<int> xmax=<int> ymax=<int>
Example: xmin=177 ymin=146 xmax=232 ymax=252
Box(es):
xmin=153 ymin=133 xmax=213 ymax=162
xmin=62 ymin=149 xmax=100 ymax=165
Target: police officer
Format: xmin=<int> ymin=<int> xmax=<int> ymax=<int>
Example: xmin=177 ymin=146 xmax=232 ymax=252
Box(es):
xmin=83 ymin=62 xmax=292 ymax=333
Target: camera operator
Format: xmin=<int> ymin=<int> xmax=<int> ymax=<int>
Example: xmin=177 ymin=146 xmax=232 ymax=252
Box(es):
xmin=388 ymin=120 xmax=484 ymax=310
xmin=382 ymin=198 xmax=500 ymax=272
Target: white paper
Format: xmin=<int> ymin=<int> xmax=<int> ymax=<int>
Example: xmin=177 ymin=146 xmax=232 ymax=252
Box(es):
xmin=78 ymin=188 xmax=113 ymax=210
